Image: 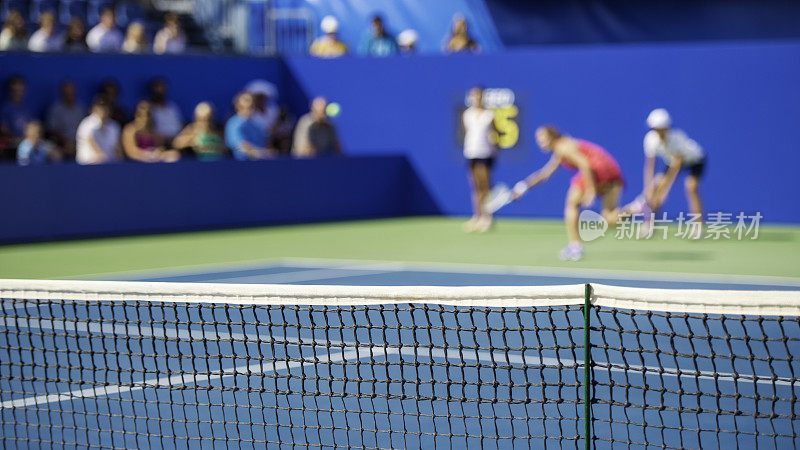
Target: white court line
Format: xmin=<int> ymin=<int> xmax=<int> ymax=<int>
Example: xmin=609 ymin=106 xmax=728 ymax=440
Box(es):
xmin=3 ymin=315 xmax=795 ymax=411
xmin=281 ymin=257 xmax=800 ymax=288
xmin=200 ymin=267 xmax=397 ymax=284
xmin=62 ymin=256 xmax=800 ymax=287
xmin=0 ymin=346 xmax=390 ymax=410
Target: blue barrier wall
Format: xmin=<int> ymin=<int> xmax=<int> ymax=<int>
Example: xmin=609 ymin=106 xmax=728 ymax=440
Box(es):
xmin=285 ymin=40 xmax=800 ymax=223
xmin=0 ymin=156 xmax=438 ymax=242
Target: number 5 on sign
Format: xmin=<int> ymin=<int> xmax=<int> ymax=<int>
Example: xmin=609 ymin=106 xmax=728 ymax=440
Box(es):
xmin=491 ymin=105 xmax=519 ymax=149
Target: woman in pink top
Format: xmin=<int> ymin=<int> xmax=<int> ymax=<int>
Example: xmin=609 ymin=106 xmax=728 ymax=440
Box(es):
xmin=122 ymin=101 xmax=180 ymax=163
xmin=514 ymin=125 xmax=624 ymax=260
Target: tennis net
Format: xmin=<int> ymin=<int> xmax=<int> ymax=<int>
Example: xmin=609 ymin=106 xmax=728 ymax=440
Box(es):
xmin=0 ymin=280 xmax=798 ymax=449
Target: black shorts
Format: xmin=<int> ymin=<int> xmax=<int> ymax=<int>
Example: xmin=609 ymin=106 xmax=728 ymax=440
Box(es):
xmin=658 ymin=157 xmax=706 ymax=178
xmin=468 ymin=157 xmax=495 ymax=170
xmin=684 ymin=157 xmax=706 ymax=178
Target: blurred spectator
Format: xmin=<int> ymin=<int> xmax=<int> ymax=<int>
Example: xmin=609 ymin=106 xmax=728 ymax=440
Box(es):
xmin=28 ymin=11 xmax=64 ymax=52
xmin=445 ymin=15 xmax=479 ymax=54
xmin=86 ymin=7 xmax=123 ymax=52
xmin=225 ymin=93 xmax=271 ymax=160
xmin=122 ymin=22 xmax=149 ymax=53
xmin=0 ymin=76 xmax=32 ymax=147
xmin=173 ymin=102 xmax=226 ymax=161
xmin=0 ymin=11 xmax=28 ymax=51
xmin=310 ymin=16 xmax=348 ymax=58
xmin=270 ymin=106 xmax=295 ymax=156
xmin=122 ymin=101 xmax=180 ymax=162
xmin=398 ymin=29 xmax=418 ymax=54
xmin=148 ymin=78 xmax=183 ymax=139
xmin=76 ymin=98 xmax=122 ymax=165
xmin=292 ymin=97 xmax=341 ymax=158
xmin=98 ymin=79 xmax=128 ymax=125
xmin=244 ymin=79 xmax=279 ymax=135
xmin=153 ymin=12 xmax=186 ymax=54
xmin=17 ymin=121 xmax=59 ymax=165
xmin=46 ymin=80 xmax=85 ymax=159
xmin=360 ymin=15 xmax=398 ymax=57
xmin=64 ymin=18 xmax=88 ymax=52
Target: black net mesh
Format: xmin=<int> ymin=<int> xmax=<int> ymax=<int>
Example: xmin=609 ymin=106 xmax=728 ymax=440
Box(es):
xmin=590 ymin=307 xmax=800 ymax=449
xmin=0 ymin=299 xmax=584 ymax=449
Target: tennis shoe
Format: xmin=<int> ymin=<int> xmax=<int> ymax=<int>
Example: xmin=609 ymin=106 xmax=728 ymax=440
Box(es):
xmin=559 ymin=242 xmax=585 ymax=261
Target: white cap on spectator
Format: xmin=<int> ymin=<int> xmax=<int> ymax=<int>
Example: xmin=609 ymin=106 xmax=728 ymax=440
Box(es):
xmin=245 ymin=79 xmax=278 ymax=100
xmin=320 ymin=16 xmax=339 ymax=34
xmin=646 ymin=108 xmax=671 ymax=129
xmin=398 ymin=29 xmax=418 ymax=47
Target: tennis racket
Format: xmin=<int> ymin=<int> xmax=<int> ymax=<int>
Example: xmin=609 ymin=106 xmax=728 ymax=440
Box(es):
xmin=484 ymin=183 xmax=513 ymax=214
xmin=484 ymin=181 xmax=530 ymax=214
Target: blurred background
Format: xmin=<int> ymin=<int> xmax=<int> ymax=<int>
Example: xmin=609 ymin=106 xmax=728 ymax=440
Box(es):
xmin=0 ymin=0 xmax=798 ymax=284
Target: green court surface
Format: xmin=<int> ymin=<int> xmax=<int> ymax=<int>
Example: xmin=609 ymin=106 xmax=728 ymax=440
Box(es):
xmin=1 ymin=217 xmax=798 ymax=281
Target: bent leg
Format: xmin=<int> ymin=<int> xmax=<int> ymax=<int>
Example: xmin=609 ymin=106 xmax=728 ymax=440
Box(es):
xmin=601 ymin=182 xmax=623 ymax=226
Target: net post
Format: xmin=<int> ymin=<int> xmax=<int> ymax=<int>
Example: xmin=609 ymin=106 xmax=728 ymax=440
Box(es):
xmin=584 ymin=283 xmax=593 ymax=450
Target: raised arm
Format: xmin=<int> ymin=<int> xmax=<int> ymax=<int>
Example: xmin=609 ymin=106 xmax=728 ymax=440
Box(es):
xmin=172 ymin=124 xmax=195 ymax=150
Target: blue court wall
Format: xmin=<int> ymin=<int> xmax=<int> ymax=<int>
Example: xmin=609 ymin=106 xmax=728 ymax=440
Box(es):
xmin=0 ymin=156 xmax=437 ymax=242
xmin=284 ymin=40 xmax=800 ymax=223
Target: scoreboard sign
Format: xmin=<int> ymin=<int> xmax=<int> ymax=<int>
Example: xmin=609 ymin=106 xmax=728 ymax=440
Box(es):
xmin=455 ymin=88 xmax=521 ymax=153
xmin=481 ymin=88 xmax=519 ymax=149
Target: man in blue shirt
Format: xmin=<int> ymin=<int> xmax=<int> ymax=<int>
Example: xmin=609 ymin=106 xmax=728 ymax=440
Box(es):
xmin=17 ymin=122 xmax=59 ymax=165
xmin=225 ymin=93 xmax=272 ymax=160
xmin=360 ymin=15 xmax=399 ymax=57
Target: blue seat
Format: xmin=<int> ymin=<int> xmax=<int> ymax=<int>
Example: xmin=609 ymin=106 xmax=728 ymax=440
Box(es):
xmin=1 ymin=0 xmax=29 ymax=23
xmin=86 ymin=0 xmax=113 ymax=26
xmin=115 ymin=0 xmax=144 ymax=28
xmin=59 ymin=0 xmax=87 ymax=25
xmin=30 ymin=0 xmax=59 ymax=23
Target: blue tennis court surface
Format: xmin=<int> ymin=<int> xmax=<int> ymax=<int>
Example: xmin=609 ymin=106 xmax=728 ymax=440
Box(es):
xmin=114 ymin=258 xmax=800 ymax=291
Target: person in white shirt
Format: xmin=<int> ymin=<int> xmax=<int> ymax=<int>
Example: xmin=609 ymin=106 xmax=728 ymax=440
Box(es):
xmin=640 ymin=108 xmax=706 ymax=217
xmin=462 ymin=86 xmax=498 ymax=232
xmin=153 ymin=12 xmax=186 ymax=54
xmin=28 ymin=11 xmax=63 ymax=52
xmin=86 ymin=8 xmax=123 ymax=52
xmin=148 ymin=78 xmax=183 ymax=139
xmin=76 ymin=99 xmax=122 ymax=165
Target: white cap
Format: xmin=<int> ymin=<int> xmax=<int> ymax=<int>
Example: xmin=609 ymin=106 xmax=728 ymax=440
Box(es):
xmin=320 ymin=15 xmax=338 ymax=34
xmin=398 ymin=29 xmax=418 ymax=47
xmin=245 ymin=79 xmax=278 ymax=100
xmin=646 ymin=108 xmax=671 ymax=129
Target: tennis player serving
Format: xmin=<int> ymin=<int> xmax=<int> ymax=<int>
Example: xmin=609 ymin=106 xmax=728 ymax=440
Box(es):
xmin=513 ymin=125 xmax=624 ymax=260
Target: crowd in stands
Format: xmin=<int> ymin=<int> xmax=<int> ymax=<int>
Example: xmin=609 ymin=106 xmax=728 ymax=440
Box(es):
xmin=1 ymin=6 xmax=185 ymax=54
xmin=0 ymin=76 xmax=342 ymax=166
xmin=310 ymin=13 xmax=479 ymax=58
xmin=2 ymin=2 xmax=479 ymax=57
